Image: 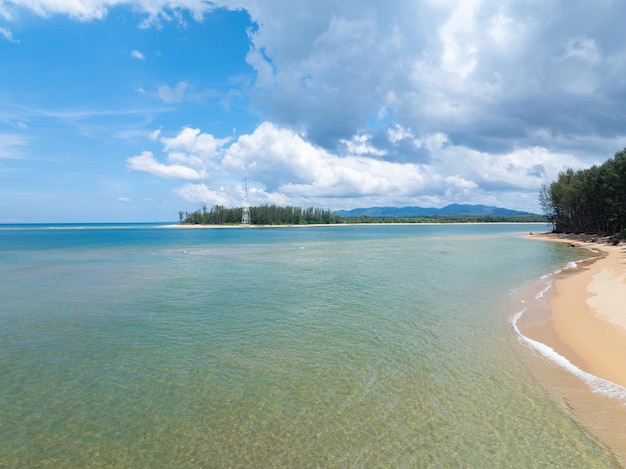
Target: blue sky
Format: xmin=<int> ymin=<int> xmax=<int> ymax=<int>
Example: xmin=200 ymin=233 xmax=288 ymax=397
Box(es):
xmin=2 ymin=0 xmax=626 ymax=222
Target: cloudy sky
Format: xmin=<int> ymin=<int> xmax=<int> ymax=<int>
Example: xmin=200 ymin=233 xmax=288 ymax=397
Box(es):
xmin=2 ymin=0 xmax=626 ymax=222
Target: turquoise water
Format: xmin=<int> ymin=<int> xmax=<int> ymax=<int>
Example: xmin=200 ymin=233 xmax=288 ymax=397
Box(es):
xmin=0 ymin=224 xmax=618 ymax=467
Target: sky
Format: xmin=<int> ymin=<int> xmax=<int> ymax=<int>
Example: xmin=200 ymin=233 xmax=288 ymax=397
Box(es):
xmin=1 ymin=0 xmax=626 ymax=222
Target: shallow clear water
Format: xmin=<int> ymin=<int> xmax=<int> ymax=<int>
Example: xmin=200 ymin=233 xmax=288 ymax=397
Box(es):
xmin=0 ymin=224 xmax=618 ymax=467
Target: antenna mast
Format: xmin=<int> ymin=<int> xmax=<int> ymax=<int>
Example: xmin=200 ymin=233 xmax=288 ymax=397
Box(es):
xmin=241 ymin=177 xmax=250 ymax=225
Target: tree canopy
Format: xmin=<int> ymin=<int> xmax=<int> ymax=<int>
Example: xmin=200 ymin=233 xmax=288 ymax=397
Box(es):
xmin=539 ymin=148 xmax=626 ymax=236
xmin=179 ymin=204 xmax=340 ymax=225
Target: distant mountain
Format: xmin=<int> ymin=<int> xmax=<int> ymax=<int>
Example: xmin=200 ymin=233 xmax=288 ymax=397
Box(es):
xmin=333 ymin=204 xmax=534 ymax=218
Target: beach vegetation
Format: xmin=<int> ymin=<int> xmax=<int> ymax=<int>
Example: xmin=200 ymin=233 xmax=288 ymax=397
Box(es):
xmin=540 ymin=148 xmax=626 ymax=235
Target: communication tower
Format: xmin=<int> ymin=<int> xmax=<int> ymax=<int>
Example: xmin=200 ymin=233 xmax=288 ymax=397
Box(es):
xmin=241 ymin=178 xmax=250 ymax=225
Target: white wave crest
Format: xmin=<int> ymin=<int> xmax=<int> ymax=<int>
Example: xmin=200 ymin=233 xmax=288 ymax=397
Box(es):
xmin=511 ymin=310 xmax=626 ymax=402
xmin=535 ymin=283 xmax=552 ymax=300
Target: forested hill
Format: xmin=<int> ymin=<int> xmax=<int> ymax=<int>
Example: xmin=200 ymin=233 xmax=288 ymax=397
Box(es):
xmin=333 ymin=204 xmax=532 ymax=218
xmin=540 ymin=148 xmax=626 ymax=236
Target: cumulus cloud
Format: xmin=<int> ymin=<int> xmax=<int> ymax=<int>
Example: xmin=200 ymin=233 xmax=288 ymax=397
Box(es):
xmin=126 ymin=127 xmax=230 ymax=181
xmin=161 ymin=127 xmax=230 ymax=159
xmin=127 ymin=150 xmax=206 ymax=180
xmin=227 ymin=0 xmax=626 ymax=168
xmin=223 ymin=122 xmax=430 ymax=199
xmin=127 ymin=121 xmax=583 ymax=211
xmin=439 ymin=0 xmax=480 ymax=78
xmin=7 ymin=1 xmax=625 ymax=161
xmin=430 ymin=143 xmax=582 ymax=192
xmin=7 ymin=0 xmax=626 ymax=212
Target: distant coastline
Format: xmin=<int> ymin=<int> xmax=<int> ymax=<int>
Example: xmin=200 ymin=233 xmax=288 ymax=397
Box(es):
xmin=178 ymin=203 xmax=547 ymax=226
xmin=161 ymin=221 xmax=551 ymax=229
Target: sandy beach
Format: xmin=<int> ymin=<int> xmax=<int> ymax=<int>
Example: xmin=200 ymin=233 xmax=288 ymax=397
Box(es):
xmin=526 ymin=233 xmax=626 ymax=389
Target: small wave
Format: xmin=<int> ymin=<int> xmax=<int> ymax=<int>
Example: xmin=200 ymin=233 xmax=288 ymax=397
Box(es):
xmin=512 ymin=310 xmax=626 ymax=402
xmin=535 ymin=283 xmax=552 ymax=300
xmin=565 ymin=261 xmax=578 ymax=269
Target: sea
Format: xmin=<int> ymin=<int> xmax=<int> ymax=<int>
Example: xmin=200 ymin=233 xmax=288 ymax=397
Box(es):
xmin=0 ymin=222 xmax=621 ymax=467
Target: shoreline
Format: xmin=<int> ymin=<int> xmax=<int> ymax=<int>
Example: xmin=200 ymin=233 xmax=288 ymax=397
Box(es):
xmin=159 ymin=222 xmax=550 ymax=229
xmin=523 ymin=232 xmax=626 ymax=390
xmin=519 ymin=232 xmax=626 ymax=465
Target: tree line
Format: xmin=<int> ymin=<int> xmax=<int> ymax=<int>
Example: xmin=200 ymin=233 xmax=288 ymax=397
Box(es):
xmin=539 ymin=148 xmax=626 ymax=236
xmin=179 ymin=204 xmax=341 ymax=225
xmin=179 ymin=204 xmax=546 ymax=226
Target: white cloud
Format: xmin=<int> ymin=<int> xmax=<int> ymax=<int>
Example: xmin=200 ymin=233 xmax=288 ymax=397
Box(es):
xmin=161 ymin=127 xmax=231 ymax=159
xmin=226 ymin=122 xmax=429 ymax=198
xmin=228 ymin=0 xmax=626 ymax=166
xmin=387 ymin=125 xmax=414 ymax=144
xmin=126 ymin=119 xmax=594 ymax=212
xmin=7 ymin=1 xmax=626 ymax=164
xmin=7 ymin=0 xmax=626 ymax=214
xmin=340 ymin=134 xmax=386 ymax=157
xmin=0 ymin=27 xmax=19 ymax=42
xmin=0 ymin=0 xmax=215 ymax=24
xmin=127 ymin=127 xmax=231 ymax=182
xmin=4 ymin=0 xmax=113 ymax=20
xmin=173 ymin=183 xmax=232 ymax=205
xmin=157 ymin=81 xmax=190 ymax=103
xmin=487 ymin=13 xmax=513 ymax=47
xmin=444 ymin=175 xmax=477 ymax=190
xmin=439 ymin=0 xmax=481 ymax=78
xmin=431 ymin=144 xmax=582 ymax=191
xmin=118 ymin=196 xmax=131 ymax=202
xmin=131 ymin=49 xmax=145 ymax=60
xmin=127 ymin=151 xmax=206 ymax=180
xmin=148 ymin=128 xmax=161 ymax=141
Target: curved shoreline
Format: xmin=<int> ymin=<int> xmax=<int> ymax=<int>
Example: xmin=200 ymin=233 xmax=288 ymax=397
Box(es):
xmin=523 ymin=233 xmax=626 ymax=391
